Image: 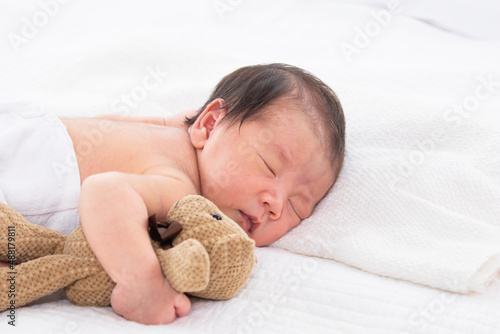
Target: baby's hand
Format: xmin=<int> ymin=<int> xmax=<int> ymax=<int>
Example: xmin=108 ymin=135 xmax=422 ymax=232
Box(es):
xmin=110 ymin=275 xmax=190 ymax=325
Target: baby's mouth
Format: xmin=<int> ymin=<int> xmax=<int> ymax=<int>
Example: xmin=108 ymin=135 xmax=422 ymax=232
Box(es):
xmin=239 ymin=211 xmax=259 ymax=234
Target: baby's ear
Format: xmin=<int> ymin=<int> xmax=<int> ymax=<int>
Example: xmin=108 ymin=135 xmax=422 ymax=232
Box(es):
xmin=190 ymin=99 xmax=227 ymax=149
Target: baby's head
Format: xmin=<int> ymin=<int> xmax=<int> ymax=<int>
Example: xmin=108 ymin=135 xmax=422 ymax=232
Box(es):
xmin=186 ymin=63 xmax=345 ymax=246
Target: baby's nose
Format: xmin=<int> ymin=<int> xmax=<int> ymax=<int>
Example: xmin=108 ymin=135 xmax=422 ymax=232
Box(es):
xmin=259 ymin=190 xmax=283 ymax=221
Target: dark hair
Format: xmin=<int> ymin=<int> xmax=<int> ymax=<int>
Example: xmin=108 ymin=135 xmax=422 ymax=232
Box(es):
xmin=185 ymin=63 xmax=346 ymax=177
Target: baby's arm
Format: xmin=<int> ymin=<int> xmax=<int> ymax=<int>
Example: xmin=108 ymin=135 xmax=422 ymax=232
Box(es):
xmin=79 ymin=171 xmax=194 ymax=325
xmin=94 ymin=109 xmax=197 ymax=129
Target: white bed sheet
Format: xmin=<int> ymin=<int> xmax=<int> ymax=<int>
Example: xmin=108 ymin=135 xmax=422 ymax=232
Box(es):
xmin=1 ymin=0 xmax=499 ymax=333
xmin=2 ymin=248 xmax=500 ymax=334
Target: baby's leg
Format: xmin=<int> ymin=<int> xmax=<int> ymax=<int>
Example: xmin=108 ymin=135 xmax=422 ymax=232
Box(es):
xmin=0 ymin=261 xmax=8 ymax=267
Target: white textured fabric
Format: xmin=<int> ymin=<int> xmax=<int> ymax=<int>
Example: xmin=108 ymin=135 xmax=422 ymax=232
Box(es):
xmin=0 ymin=101 xmax=80 ymax=235
xmin=272 ymin=84 xmax=500 ymax=293
xmin=1 ymin=248 xmax=499 ymax=334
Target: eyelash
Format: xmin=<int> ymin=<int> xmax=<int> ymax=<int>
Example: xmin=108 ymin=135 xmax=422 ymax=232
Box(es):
xmin=289 ymin=200 xmax=301 ymax=220
xmin=260 ymin=155 xmax=275 ymax=177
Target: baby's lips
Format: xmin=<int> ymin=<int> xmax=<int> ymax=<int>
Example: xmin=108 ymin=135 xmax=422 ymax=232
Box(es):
xmin=239 ymin=211 xmax=252 ymax=233
xmin=248 ymin=218 xmax=261 ymax=233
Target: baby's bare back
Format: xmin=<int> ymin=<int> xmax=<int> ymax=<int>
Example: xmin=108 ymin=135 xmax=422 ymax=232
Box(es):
xmin=60 ymin=118 xmax=199 ymax=188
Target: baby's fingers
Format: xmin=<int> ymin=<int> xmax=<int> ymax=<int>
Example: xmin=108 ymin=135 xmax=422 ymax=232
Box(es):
xmin=174 ymin=293 xmax=191 ymax=318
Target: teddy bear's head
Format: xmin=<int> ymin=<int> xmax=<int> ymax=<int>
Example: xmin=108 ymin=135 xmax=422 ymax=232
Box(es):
xmin=166 ymin=195 xmax=256 ymax=300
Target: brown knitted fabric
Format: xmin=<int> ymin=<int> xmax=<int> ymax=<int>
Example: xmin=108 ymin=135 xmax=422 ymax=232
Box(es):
xmin=0 ymin=202 xmax=111 ymax=309
xmin=156 ymin=239 xmax=210 ymax=293
xmin=166 ymin=196 xmax=257 ymax=300
xmin=0 ymin=203 xmax=65 ymax=262
xmin=0 ymin=195 xmax=256 ymax=311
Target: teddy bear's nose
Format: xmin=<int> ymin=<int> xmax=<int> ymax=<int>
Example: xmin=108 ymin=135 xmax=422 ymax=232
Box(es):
xmin=211 ymin=213 xmax=222 ymax=220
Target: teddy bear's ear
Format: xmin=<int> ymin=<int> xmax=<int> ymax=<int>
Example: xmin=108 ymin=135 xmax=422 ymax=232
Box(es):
xmin=192 ymin=234 xmax=255 ymax=300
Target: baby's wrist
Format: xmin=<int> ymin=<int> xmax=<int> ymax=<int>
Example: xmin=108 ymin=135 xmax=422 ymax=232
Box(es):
xmin=115 ymin=258 xmax=164 ymax=287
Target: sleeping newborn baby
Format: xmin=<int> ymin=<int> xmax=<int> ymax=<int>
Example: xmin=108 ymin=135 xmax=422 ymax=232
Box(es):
xmin=0 ymin=63 xmax=345 ymax=325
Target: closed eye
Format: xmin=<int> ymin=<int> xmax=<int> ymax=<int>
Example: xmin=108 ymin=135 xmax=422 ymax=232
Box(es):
xmin=259 ymin=154 xmax=275 ymax=177
xmin=289 ymin=200 xmax=302 ymax=220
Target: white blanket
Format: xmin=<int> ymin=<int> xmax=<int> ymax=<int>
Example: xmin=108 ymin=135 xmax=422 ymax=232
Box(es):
xmin=273 ymin=79 xmax=500 ymax=293
xmin=2 ymin=248 xmax=500 ymax=334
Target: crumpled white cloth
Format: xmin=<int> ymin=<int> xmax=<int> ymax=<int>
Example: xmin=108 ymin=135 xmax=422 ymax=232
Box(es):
xmin=0 ymin=101 xmax=80 ymax=235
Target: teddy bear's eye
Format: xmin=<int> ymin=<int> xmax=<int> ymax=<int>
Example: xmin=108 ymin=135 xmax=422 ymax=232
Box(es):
xmin=212 ymin=213 xmax=222 ymax=220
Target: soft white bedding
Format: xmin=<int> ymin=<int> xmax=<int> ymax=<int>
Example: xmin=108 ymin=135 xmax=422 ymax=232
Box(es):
xmin=2 ymin=248 xmax=500 ymax=334
xmin=273 ymin=77 xmax=500 ymax=294
xmin=1 ymin=0 xmax=499 ymax=333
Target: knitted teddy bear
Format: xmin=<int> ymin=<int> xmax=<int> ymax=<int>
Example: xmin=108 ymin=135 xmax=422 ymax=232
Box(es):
xmin=0 ymin=195 xmax=256 ymax=311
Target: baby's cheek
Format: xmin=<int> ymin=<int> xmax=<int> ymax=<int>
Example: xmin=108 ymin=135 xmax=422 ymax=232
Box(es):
xmin=255 ymin=222 xmax=289 ymax=246
xmin=225 ymin=159 xmax=244 ymax=178
xmin=276 ymin=216 xmax=300 ymax=240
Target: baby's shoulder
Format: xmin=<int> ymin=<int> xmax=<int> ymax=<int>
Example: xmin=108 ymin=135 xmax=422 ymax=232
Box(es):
xmin=62 ymin=117 xmax=198 ymax=189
